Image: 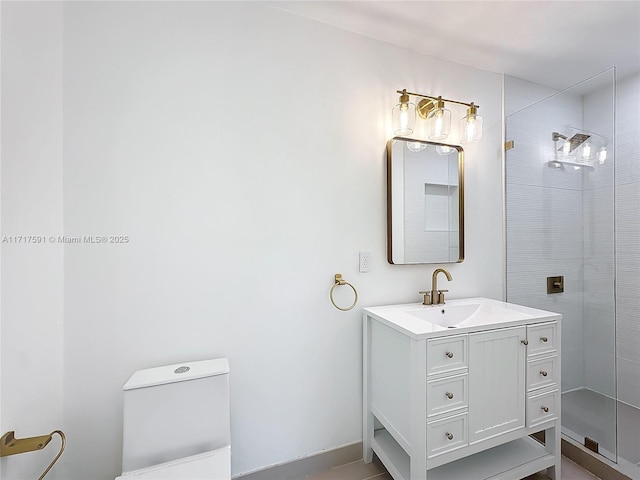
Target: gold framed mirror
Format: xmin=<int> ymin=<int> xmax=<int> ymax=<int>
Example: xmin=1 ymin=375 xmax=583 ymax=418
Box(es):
xmin=387 ymin=137 xmax=464 ymax=264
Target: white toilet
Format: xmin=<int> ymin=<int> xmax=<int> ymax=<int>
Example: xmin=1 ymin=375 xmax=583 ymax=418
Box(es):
xmin=115 ymin=358 xmax=231 ymax=480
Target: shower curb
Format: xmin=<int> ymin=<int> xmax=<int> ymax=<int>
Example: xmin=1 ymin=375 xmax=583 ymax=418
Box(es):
xmin=561 ymin=437 xmax=632 ymax=480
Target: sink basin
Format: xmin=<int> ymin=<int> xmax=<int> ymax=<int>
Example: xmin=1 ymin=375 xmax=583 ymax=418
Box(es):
xmin=406 ymin=302 xmax=535 ymax=329
xmin=364 ymin=297 xmax=561 ymax=338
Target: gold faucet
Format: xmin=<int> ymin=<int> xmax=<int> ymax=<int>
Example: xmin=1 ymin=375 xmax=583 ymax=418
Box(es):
xmin=420 ymin=268 xmax=453 ymax=305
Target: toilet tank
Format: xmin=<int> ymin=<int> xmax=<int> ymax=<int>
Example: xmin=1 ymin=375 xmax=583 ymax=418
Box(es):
xmin=121 ymin=358 xmax=230 ymax=473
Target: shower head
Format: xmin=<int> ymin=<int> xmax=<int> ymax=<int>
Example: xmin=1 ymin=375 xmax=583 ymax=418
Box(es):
xmin=557 ymin=133 xmax=591 ymax=153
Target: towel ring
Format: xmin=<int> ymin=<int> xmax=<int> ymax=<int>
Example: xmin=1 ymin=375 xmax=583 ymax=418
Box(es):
xmin=330 ymin=274 xmax=358 ymax=311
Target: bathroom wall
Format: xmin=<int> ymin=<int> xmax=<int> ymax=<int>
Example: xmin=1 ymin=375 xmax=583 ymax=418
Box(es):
xmin=0 ymin=2 xmax=65 ymax=479
xmin=1 ymin=2 xmax=503 ymax=479
xmin=612 ymin=71 xmax=640 ymax=409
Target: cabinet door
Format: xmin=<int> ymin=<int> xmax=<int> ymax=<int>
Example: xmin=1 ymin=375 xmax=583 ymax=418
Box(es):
xmin=468 ymin=326 xmax=526 ymax=444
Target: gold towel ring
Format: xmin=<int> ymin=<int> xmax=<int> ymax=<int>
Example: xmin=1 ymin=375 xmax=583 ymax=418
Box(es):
xmin=330 ymin=274 xmax=358 ymax=311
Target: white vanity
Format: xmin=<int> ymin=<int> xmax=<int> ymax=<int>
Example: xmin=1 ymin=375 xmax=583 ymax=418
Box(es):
xmin=363 ymin=297 xmax=561 ymax=480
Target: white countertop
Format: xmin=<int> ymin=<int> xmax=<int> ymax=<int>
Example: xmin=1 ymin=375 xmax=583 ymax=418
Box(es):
xmin=363 ymin=297 xmax=561 ymax=339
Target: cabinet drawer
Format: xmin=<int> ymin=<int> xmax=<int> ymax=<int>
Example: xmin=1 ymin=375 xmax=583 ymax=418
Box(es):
xmin=527 ymin=322 xmax=558 ymax=357
xmin=427 ymin=412 xmax=468 ymax=458
xmin=427 ymin=373 xmax=468 ymax=418
xmin=427 ymin=335 xmax=468 ymax=376
xmin=527 ymin=389 xmax=559 ymax=427
xmin=527 ymin=355 xmax=558 ymax=391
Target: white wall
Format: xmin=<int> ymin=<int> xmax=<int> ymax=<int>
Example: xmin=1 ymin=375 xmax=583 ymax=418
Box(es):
xmin=2 ymin=2 xmax=503 ymax=479
xmin=0 ymin=2 xmax=64 ymax=479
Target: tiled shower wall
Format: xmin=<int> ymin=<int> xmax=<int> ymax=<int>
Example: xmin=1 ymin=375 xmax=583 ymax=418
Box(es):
xmin=507 ymin=71 xmax=640 ymax=469
xmin=505 ymin=82 xmax=588 ymax=394
xmin=613 ymin=72 xmax=640 ymax=409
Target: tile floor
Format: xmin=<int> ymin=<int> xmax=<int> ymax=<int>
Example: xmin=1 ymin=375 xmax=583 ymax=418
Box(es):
xmin=297 ymin=455 xmax=600 ymax=480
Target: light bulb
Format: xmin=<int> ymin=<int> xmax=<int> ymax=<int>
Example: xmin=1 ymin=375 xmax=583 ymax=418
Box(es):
xmin=563 ymin=140 xmax=571 ymax=155
xmin=581 ymin=141 xmax=591 ymax=159
xmin=598 ymin=147 xmax=607 ymax=164
xmin=400 ymin=107 xmax=409 ymax=131
xmin=464 ymin=120 xmax=476 ymax=142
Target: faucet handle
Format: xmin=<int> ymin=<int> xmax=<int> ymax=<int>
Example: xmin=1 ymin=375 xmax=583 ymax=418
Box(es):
xmin=419 ymin=291 xmax=433 ymax=305
xmin=436 ymin=289 xmax=449 ymax=304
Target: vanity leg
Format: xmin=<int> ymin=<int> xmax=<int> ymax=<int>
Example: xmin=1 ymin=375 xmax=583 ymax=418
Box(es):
xmin=545 ymin=423 xmax=561 ymax=480
xmin=363 ymin=314 xmax=374 ymax=463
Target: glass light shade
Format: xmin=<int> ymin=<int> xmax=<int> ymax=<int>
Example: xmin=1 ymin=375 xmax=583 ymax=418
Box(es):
xmin=460 ymin=112 xmax=483 ymax=144
xmin=392 ymin=101 xmax=416 ymax=135
xmin=427 ymin=107 xmax=451 ymax=140
xmin=598 ymin=147 xmax=607 ymax=164
xmin=581 ymin=141 xmax=592 ymax=159
xmin=407 ymin=141 xmax=427 ymax=152
xmin=436 ymin=145 xmax=455 ymax=156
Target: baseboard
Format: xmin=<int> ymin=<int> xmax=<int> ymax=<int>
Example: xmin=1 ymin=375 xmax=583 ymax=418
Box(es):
xmin=236 ymin=435 xmax=635 ymax=480
xmin=235 ymin=442 xmax=363 ymax=480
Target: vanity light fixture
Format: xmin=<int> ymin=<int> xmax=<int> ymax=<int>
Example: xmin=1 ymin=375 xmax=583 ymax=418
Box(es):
xmin=393 ymin=89 xmax=482 ymax=143
xmin=425 ymin=96 xmax=451 ymax=140
xmin=392 ymin=89 xmax=416 ymax=135
xmin=460 ymin=103 xmax=483 ymax=144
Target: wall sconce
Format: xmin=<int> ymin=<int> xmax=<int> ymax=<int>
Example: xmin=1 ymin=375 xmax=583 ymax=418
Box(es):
xmin=392 ymin=89 xmax=482 ymax=144
xmin=392 ymin=89 xmax=416 ymax=135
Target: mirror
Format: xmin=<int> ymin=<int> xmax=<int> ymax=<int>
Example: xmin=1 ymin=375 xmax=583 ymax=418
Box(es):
xmin=387 ymin=137 xmax=464 ymax=264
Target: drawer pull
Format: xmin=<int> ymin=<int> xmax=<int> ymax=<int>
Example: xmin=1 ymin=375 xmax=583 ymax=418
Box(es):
xmin=445 ymin=351 xmax=454 ymax=359
xmin=540 ymin=336 xmax=548 ymax=343
xmin=521 ymin=339 xmax=528 ymax=345
xmin=541 ymin=406 xmax=549 ymax=413
xmin=445 ymin=432 xmax=454 ymax=441
xmin=445 ymin=392 xmax=454 ymax=400
xmin=540 ymin=370 xmax=548 ymax=377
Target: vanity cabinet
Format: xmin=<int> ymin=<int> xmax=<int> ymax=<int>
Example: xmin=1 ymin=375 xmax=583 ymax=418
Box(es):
xmin=363 ymin=298 xmax=561 ymax=480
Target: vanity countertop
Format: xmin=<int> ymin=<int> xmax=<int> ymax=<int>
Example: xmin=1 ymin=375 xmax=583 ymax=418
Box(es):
xmin=363 ymin=297 xmax=561 ymax=340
